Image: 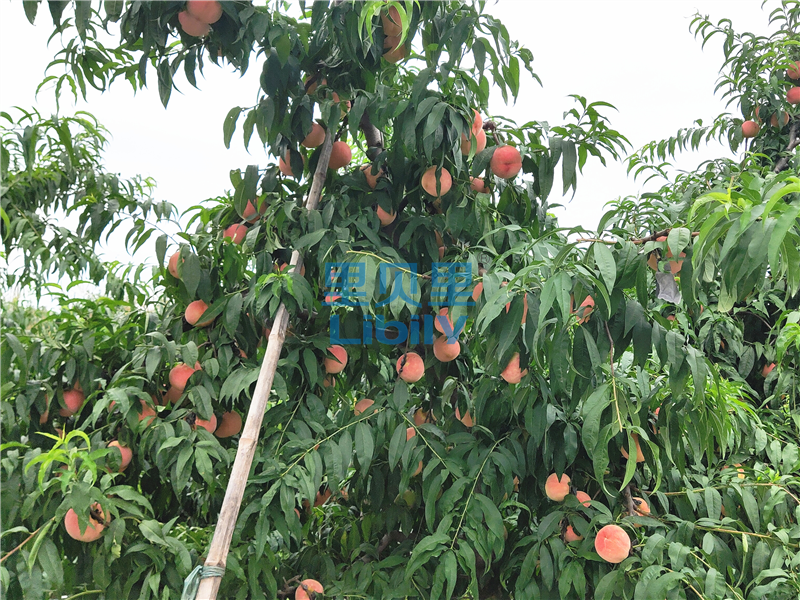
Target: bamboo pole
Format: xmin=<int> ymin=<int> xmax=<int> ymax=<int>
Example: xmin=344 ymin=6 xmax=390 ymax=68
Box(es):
xmin=194 ymin=133 xmax=334 ymax=599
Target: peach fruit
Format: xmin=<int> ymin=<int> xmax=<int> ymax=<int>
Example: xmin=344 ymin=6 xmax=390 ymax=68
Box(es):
xmin=215 ymin=411 xmax=242 ymax=438
xmin=471 ymin=109 xmax=483 ymax=136
xmin=545 ymin=473 xmax=571 ymax=502
xmin=455 ymin=407 xmax=473 ymax=427
xmin=405 ymin=427 xmax=424 ymax=476
xmin=185 ymin=299 xmax=214 ymax=327
xmin=771 ymin=112 xmax=789 ymax=128
xmin=381 ymin=5 xmax=402 ymax=36
xmin=575 ymin=491 xmax=591 ymax=507
xmin=162 ymin=386 xmax=182 ymax=405
xmin=632 ymin=496 xmax=650 ymax=517
xmin=396 ymin=352 xmax=424 ymax=382
xmin=186 ymin=1 xmax=222 ymax=24
xmin=620 ymin=433 xmax=645 ymax=463
xmin=762 ymin=363 xmax=776 ymax=377
xmin=383 ymin=36 xmax=406 ymax=63
xmin=59 ymin=388 xmax=85 ymax=417
xmin=472 ymin=281 xmax=483 ymax=301
xmin=243 ymin=199 xmax=267 ymax=222
xmin=323 ymin=345 xmax=348 ymax=374
xmin=433 ymin=335 xmax=460 ymax=362
xmin=787 ymin=87 xmax=800 ymax=104
xmin=461 ymin=128 xmax=487 ymax=155
xmin=223 ymin=223 xmax=248 ymax=244
xmin=501 ymin=352 xmax=528 ymax=384
xmin=490 ymin=146 xmax=522 ymax=179
xmin=361 ymin=164 xmax=383 ymax=189
xmin=376 ymin=205 xmax=396 ymax=226
xmin=788 ymin=60 xmax=800 ymax=79
xmin=107 ymin=441 xmax=133 ymax=472
xmin=64 ymin=505 xmax=106 ymax=542
xmin=168 ymin=251 xmax=182 ymax=278
xmin=169 ymin=362 xmax=202 ymax=391
xmin=354 ymin=398 xmax=374 ymax=415
xmin=177 ymin=11 xmax=210 ymax=37
xmin=413 ymin=408 xmax=430 ymax=425
xmin=328 ymin=141 xmax=352 ymax=170
xmin=595 ymin=524 xmax=630 ymax=563
xmin=565 ymin=525 xmax=583 ymax=542
xmin=571 ymin=295 xmax=595 ymax=325
xmin=301 ymin=123 xmax=325 ymax=148
xmin=138 ymin=400 xmax=157 ymax=427
xmin=296 ymin=579 xmax=324 ymax=600
xmin=421 ymin=166 xmax=452 ymax=197
xmin=741 ymin=120 xmax=760 ymax=138
xmin=194 ymin=414 xmax=217 ymax=434
xmin=470 ymin=177 xmax=489 ymax=193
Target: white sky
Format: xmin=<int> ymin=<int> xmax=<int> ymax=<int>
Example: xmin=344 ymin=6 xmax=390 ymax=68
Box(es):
xmin=0 ymin=0 xmax=772 ymax=286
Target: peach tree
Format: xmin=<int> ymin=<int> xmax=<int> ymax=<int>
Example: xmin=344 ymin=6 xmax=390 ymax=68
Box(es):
xmin=2 ymin=1 xmax=799 ymax=599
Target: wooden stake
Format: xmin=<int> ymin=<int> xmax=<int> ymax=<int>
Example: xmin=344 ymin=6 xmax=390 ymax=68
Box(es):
xmin=195 ymin=133 xmax=333 ymax=599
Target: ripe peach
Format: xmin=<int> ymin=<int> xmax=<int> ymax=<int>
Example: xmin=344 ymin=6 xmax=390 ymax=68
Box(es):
xmin=138 ymin=400 xmax=157 ymax=427
xmin=490 ymin=146 xmax=522 ymax=179
xmin=762 ymin=362 xmax=776 ymax=377
xmin=470 ymin=177 xmax=489 ymax=194
xmin=741 ymin=120 xmax=760 ymax=138
xmin=323 ymin=345 xmax=348 ymax=374
xmin=328 ymin=141 xmax=352 ymax=170
xmin=185 ymin=299 xmax=214 ymax=327
xmin=668 ymin=252 xmax=686 ymax=275
xmin=421 ymin=166 xmax=452 ymax=197
xmin=304 ymin=75 xmax=325 ymax=95
xmin=383 ymin=35 xmax=406 ymax=63
xmin=107 ymin=441 xmax=132 ymax=472
xmin=354 ymin=398 xmax=374 ymax=415
xmin=771 ymin=112 xmax=789 ymax=128
xmin=314 ymin=488 xmax=332 ymax=507
xmin=301 ymin=123 xmax=325 ymax=148
xmin=169 ymin=362 xmax=202 ymax=391
xmin=59 ymin=388 xmax=85 ymax=417
xmin=620 ymin=433 xmax=645 ymax=463
xmin=433 ymin=307 xmax=454 ymax=335
xmin=413 ymin=408 xmax=430 ymax=425
xmin=788 ymin=60 xmax=800 ymax=79
xmin=471 ymin=109 xmax=483 ymax=136
xmin=455 ymin=407 xmax=473 ymax=427
xmin=186 ymin=1 xmax=222 ymax=24
xmin=279 ymin=150 xmax=297 ymax=177
xmin=381 ymin=5 xmax=402 ymax=36
xmin=64 ymin=505 xmax=106 ymax=542
xmin=433 ymin=335 xmax=460 ymax=362
xmin=575 ymin=491 xmax=591 ymax=507
xmin=787 ymin=87 xmax=800 ymax=104
xmin=361 ymin=164 xmax=384 ymax=189
xmin=376 ymin=205 xmax=396 ymax=226
xmin=501 ymin=352 xmax=528 ymax=384
xmin=461 ymin=128 xmax=487 ymax=155
xmin=396 ymin=352 xmax=424 ymax=382
xmin=472 ymin=282 xmax=483 ymax=301
xmin=545 ymin=473 xmax=571 ymax=502
xmin=296 ymin=579 xmax=324 ymax=600
xmin=215 ymin=411 xmax=242 ymax=438
xmin=632 ymin=496 xmax=650 ymax=518
xmin=571 ymin=295 xmax=595 ymax=325
xmin=194 ymin=414 xmax=217 ymax=434
xmin=168 ymin=251 xmax=182 ymax=278
xmin=565 ymin=525 xmax=583 ymax=542
xmin=162 ymin=386 xmax=182 ymax=405
xmin=595 ymin=524 xmax=630 ymax=563
xmin=243 ymin=199 xmax=267 ymax=222
xmin=322 ymin=375 xmax=335 ymax=388
xmin=223 ymin=223 xmax=248 ymax=244
xmin=405 ymin=427 xmax=424 ymax=476
xmin=177 ymin=11 xmax=210 ymax=37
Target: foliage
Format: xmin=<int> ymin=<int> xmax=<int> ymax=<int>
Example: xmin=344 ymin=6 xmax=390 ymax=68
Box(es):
xmin=2 ymin=1 xmax=800 ymax=599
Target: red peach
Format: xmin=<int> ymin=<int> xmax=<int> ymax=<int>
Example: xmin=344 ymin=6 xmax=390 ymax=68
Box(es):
xmin=215 ymin=411 xmax=242 ymax=438
xmin=381 ymin=5 xmax=402 ymax=36
xmin=323 ymin=345 xmax=348 ymax=374
xmin=168 ymin=251 xmax=182 ymax=278
xmin=243 ymin=199 xmax=267 ymax=222
xmin=301 ymin=123 xmax=325 ymax=148
xmin=194 ymin=414 xmax=217 ymax=434
xmin=328 ymin=141 xmax=352 ymax=170
xmin=361 ymin=164 xmax=383 ymax=189
xmin=223 ymin=224 xmax=248 ymax=244
xmin=396 ymin=352 xmax=424 ymax=382
xmin=433 ymin=335 xmax=460 ymax=362
xmin=545 ymin=473 xmax=571 ymax=502
xmin=575 ymin=491 xmax=591 ymax=507
xmin=421 ymin=166 xmax=452 ymax=197
xmin=741 ymin=120 xmax=760 ymax=138
xmin=177 ymin=11 xmax=210 ymax=37
xmin=471 ymin=109 xmax=483 ymax=136
xmin=501 ymin=352 xmax=528 ymax=384
xmin=490 ymin=146 xmax=522 ymax=179
xmin=762 ymin=363 xmax=776 ymax=377
xmin=169 ymin=362 xmax=202 ymax=391
xmin=787 ymin=87 xmax=800 ymax=104
xmin=64 ymin=505 xmax=105 ymax=542
xmin=186 ymin=1 xmax=222 ymax=24
xmin=376 ymin=205 xmax=396 ymax=226
xmin=455 ymin=407 xmax=473 ymax=427
xmin=565 ymin=525 xmax=583 ymax=542
xmin=185 ymin=299 xmax=214 ymax=327
xmin=788 ymin=60 xmax=800 ymax=79
xmin=354 ymin=398 xmax=374 ymax=415
xmin=595 ymin=524 xmax=630 ymax=563
xmin=59 ymin=388 xmax=85 ymax=417
xmin=296 ymin=579 xmax=324 ymax=600
xmin=107 ymin=441 xmax=132 ymax=472
xmin=470 ymin=177 xmax=489 ymax=194
xmin=461 ymin=128 xmax=487 ymax=155
xmin=621 ymin=433 xmax=645 ymax=463
xmin=383 ymin=36 xmax=406 ymax=63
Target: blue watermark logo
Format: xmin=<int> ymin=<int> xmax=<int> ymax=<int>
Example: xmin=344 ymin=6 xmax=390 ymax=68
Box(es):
xmin=325 ymin=261 xmax=473 ymax=345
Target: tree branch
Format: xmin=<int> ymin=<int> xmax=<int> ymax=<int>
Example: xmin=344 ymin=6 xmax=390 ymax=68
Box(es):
xmin=359 ymin=110 xmax=384 ymax=159
xmin=774 ymin=120 xmax=800 ymax=173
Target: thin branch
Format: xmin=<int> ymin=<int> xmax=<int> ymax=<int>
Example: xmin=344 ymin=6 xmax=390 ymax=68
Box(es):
xmin=0 ymin=519 xmax=53 ymax=563
xmin=622 ymin=485 xmax=638 ymax=518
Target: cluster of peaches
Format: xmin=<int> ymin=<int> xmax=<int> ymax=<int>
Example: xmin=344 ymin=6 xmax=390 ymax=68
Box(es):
xmin=740 ymin=60 xmax=800 ymax=138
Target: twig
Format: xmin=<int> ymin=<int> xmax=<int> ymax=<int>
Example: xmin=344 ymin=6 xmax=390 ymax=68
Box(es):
xmin=622 ymin=485 xmax=637 ymax=518
xmin=604 ymin=322 xmax=623 ymax=433
xmin=629 ymin=229 xmax=700 ymax=245
xmin=0 ymin=519 xmax=52 ymax=563
xmin=774 ymin=120 xmax=800 ymax=173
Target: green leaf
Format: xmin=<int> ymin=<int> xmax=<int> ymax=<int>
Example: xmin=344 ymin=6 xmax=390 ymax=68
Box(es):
xmin=182 ymin=252 xmax=201 ymax=299
xmin=23 ymin=1 xmax=39 ymax=24
xmin=354 ymin=422 xmax=374 ymax=472
xmin=593 ymin=242 xmax=616 ymax=291
xmin=223 ymin=107 xmax=242 ymax=149
xmin=224 ymin=293 xmax=243 ymax=336
xmin=388 ymin=424 xmax=406 ymax=470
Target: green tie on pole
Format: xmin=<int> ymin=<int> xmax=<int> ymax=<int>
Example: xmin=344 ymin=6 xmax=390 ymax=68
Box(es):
xmin=182 ymin=565 xmax=226 ymax=600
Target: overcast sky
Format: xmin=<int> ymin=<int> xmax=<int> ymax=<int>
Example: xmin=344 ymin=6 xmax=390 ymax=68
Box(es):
xmin=0 ymin=0 xmax=772 ymax=289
